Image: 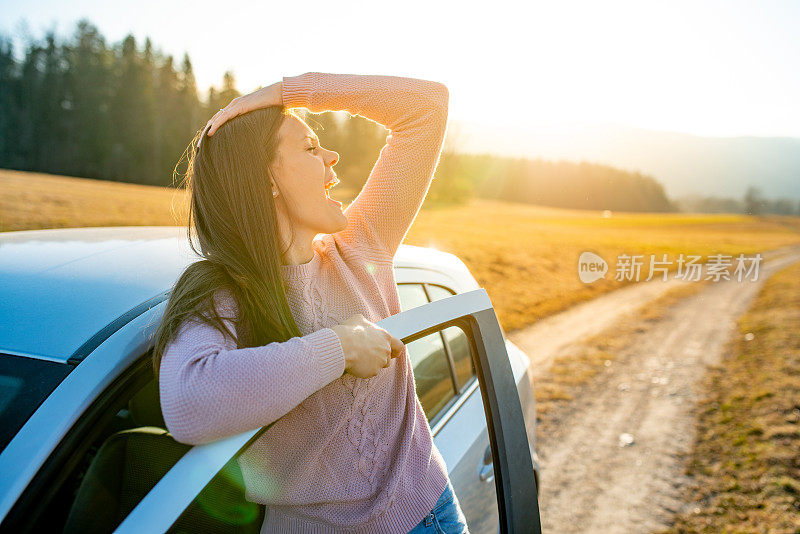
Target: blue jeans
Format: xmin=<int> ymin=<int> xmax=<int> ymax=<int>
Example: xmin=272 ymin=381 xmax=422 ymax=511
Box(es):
xmin=408 ymin=481 xmax=469 ymax=533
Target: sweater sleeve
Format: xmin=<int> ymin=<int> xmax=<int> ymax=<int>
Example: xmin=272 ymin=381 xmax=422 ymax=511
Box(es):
xmin=158 ymin=290 xmax=346 ymax=445
xmin=281 ymin=72 xmax=449 ymax=260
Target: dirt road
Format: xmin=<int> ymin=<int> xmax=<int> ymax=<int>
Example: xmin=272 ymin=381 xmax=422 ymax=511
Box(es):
xmin=508 ymin=245 xmax=800 ymax=533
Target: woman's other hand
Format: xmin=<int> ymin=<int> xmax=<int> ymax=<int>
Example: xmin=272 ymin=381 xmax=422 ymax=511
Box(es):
xmin=331 ymin=314 xmax=405 ymax=379
xmin=204 ymin=81 xmax=283 ymax=137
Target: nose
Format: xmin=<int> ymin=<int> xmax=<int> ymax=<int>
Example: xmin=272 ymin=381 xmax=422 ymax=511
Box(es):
xmin=326 ymin=149 xmax=339 ymax=167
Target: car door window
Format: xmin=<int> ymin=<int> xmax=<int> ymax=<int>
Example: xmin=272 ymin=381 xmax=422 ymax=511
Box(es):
xmin=422 ymin=283 xmax=453 ymax=302
xmin=425 ymin=284 xmax=476 ymax=391
xmin=0 ymin=354 xmax=72 ymax=454
xmin=398 ymin=284 xmax=457 ymax=420
xmin=397 ymin=283 xmax=429 ymax=312
xmin=444 ymin=326 xmax=475 ymax=392
xmin=405 ymin=332 xmax=457 ymax=421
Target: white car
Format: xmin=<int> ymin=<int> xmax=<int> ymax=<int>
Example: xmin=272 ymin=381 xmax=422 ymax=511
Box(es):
xmin=0 ymin=226 xmax=541 ymax=533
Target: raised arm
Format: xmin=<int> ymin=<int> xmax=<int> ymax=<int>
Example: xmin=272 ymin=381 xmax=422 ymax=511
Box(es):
xmin=158 ymin=291 xmax=345 ymax=445
xmin=281 ymin=72 xmax=449 ymax=260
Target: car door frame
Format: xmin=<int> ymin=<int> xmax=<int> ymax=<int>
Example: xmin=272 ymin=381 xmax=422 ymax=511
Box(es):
xmin=114 ymin=288 xmax=542 ymax=534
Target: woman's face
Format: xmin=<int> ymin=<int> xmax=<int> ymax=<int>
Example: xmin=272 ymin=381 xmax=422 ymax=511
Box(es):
xmin=271 ymin=115 xmax=347 ymax=236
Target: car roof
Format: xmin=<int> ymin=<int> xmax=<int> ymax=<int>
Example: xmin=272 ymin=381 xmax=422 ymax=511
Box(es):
xmin=0 ymin=226 xmax=467 ymax=363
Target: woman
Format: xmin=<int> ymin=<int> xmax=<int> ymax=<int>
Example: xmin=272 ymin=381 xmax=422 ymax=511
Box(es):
xmin=152 ymin=73 xmax=469 ymax=533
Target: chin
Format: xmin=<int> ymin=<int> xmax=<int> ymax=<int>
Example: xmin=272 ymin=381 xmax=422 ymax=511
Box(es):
xmin=333 ymin=213 xmax=348 ymax=232
xmin=321 ymin=212 xmax=348 ymax=234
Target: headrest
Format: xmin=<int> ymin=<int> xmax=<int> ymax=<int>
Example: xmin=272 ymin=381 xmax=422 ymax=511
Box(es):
xmin=128 ymin=378 xmax=167 ymax=429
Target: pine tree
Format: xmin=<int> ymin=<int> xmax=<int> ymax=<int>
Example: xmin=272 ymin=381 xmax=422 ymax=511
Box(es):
xmin=0 ymin=38 xmax=21 ymax=167
xmin=139 ymin=38 xmax=159 ymax=183
xmin=63 ymin=20 xmax=113 ymax=178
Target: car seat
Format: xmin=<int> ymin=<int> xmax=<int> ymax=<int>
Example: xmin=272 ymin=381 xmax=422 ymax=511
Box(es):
xmin=63 ymin=378 xmax=265 ymax=533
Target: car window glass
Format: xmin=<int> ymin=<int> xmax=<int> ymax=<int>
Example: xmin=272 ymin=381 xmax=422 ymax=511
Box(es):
xmin=405 ymin=332 xmax=456 ymax=421
xmin=397 ymin=283 xmax=429 ymax=312
xmin=442 ymin=326 xmax=475 ymax=391
xmin=424 ymin=285 xmax=476 ymax=390
xmin=424 ymin=284 xmax=454 ymax=302
xmin=0 ymin=354 xmax=72 ymax=454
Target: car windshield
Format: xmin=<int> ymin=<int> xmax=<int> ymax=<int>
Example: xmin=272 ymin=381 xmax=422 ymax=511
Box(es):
xmin=0 ymin=354 xmax=72 ymax=454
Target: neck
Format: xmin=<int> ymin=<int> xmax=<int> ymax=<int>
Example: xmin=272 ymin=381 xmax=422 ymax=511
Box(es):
xmin=275 ymin=206 xmax=319 ymax=266
xmin=281 ymin=242 xmax=315 ymax=266
xmin=278 ymin=222 xmax=317 ymax=266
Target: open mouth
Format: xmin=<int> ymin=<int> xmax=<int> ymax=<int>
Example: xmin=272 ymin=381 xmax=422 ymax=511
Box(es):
xmin=324 ymin=176 xmax=340 ymax=204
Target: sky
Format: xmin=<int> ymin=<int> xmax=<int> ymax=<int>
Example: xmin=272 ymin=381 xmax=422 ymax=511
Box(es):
xmin=2 ymin=0 xmax=799 ymax=138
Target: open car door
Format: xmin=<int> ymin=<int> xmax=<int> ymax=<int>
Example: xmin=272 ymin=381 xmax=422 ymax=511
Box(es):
xmin=114 ymin=289 xmax=542 ymax=533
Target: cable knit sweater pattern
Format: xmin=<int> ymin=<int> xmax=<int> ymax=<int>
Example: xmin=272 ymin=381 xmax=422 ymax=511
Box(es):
xmin=158 ymin=72 xmax=450 ymax=533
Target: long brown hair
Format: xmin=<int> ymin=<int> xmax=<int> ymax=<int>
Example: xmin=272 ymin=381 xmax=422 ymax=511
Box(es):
xmin=152 ymin=106 xmax=304 ymax=379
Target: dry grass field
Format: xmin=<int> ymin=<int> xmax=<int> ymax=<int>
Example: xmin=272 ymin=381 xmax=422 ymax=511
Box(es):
xmin=663 ymin=260 xmax=800 ymax=533
xmin=0 ymin=169 xmax=188 ymax=230
xmin=3 ymin=168 xmax=800 ymax=332
xmin=403 ymin=199 xmax=800 ymax=331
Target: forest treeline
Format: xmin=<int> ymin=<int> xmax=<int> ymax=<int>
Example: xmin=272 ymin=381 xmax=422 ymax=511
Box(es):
xmin=0 ymin=20 xmax=237 ymax=186
xmin=2 ymin=20 xmax=677 ymax=213
xmin=676 ymin=187 xmax=800 ymax=215
xmin=438 ymin=153 xmax=676 ymax=212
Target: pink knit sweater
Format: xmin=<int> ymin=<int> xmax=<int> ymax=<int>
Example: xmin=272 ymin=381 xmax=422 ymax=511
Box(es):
xmin=159 ymin=72 xmax=450 ymax=533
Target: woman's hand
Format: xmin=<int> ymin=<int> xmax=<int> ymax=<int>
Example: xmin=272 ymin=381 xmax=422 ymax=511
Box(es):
xmin=331 ymin=314 xmax=405 ymax=379
xmin=204 ymin=81 xmax=283 ymax=137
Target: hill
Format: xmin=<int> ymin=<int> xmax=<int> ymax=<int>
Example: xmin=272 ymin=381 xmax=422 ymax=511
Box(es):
xmin=451 ymin=120 xmax=800 ymax=202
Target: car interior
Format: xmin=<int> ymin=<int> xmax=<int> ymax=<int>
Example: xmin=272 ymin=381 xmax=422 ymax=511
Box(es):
xmin=62 ymin=370 xmax=265 ymax=534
